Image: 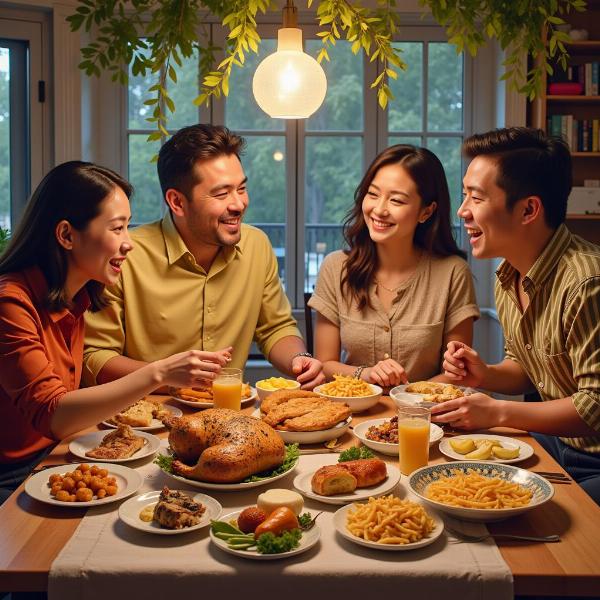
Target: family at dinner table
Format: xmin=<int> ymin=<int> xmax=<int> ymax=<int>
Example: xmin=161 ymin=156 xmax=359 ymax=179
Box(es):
xmin=0 ymin=123 xmax=599 ymax=507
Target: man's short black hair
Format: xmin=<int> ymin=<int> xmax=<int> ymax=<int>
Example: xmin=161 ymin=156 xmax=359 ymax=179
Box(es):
xmin=462 ymin=127 xmax=572 ymax=229
xmin=157 ymin=124 xmax=245 ymax=199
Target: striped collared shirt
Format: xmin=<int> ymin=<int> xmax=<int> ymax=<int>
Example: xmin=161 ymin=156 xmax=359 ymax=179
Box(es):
xmin=495 ymin=224 xmax=600 ymax=453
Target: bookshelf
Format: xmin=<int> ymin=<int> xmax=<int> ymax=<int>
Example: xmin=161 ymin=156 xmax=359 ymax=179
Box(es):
xmin=529 ymin=1 xmax=600 ymax=244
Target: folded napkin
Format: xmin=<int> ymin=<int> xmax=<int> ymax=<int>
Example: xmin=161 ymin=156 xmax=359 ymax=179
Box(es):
xmin=49 ymin=451 xmax=512 ymax=600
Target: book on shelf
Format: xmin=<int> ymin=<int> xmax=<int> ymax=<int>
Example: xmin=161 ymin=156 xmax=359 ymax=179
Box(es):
xmin=547 ymin=61 xmax=600 ymax=96
xmin=547 ymin=114 xmax=600 ymax=152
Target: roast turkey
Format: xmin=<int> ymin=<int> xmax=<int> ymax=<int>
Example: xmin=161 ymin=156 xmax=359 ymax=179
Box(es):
xmin=163 ymin=409 xmax=285 ymax=483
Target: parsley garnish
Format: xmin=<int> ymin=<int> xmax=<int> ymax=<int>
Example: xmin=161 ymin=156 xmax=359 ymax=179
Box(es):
xmin=338 ymin=446 xmax=375 ymax=462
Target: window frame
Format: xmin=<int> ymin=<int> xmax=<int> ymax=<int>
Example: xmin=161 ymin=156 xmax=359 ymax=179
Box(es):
xmin=0 ymin=12 xmax=50 ymax=227
xmin=122 ymin=18 xmax=473 ymax=308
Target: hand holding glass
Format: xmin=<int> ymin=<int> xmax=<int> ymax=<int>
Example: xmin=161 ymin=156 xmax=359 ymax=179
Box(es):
xmin=398 ymin=406 xmax=430 ymax=475
xmin=212 ymin=368 xmax=243 ymax=410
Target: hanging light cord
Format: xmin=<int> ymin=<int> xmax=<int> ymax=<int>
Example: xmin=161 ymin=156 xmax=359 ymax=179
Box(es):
xmin=283 ymin=0 xmax=298 ymax=28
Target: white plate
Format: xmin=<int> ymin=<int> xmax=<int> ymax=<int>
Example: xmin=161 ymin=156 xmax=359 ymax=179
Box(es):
xmin=118 ymin=490 xmax=222 ymax=535
xmin=293 ymin=462 xmax=401 ymax=505
xmin=251 ymin=408 xmax=352 ymax=444
xmin=353 ymin=419 xmax=444 ymax=456
xmin=102 ymin=403 xmax=182 ymax=431
xmin=438 ymin=434 xmax=534 ymax=464
xmin=314 ymin=383 xmax=382 ymax=413
xmin=409 ymin=462 xmax=554 ymax=522
xmin=170 ymin=387 xmax=258 ymax=409
xmin=390 ymin=384 xmax=474 ymax=409
xmin=210 ymin=510 xmax=320 ymax=560
xmin=158 ymin=457 xmax=299 ymax=491
xmin=25 ymin=463 xmax=143 ymax=507
xmin=333 ymin=501 xmax=444 ymax=551
xmin=69 ymin=430 xmax=161 ymax=463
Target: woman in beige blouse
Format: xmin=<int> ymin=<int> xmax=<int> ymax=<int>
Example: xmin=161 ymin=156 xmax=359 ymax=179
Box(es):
xmin=308 ymin=145 xmax=479 ymax=387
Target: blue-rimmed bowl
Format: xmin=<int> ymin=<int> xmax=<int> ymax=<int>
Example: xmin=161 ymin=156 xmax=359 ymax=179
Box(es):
xmin=408 ymin=461 xmax=554 ymax=522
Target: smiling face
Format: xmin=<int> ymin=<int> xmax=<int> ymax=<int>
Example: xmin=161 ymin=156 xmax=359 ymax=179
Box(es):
xmin=177 ymin=154 xmax=248 ymax=251
xmin=68 ymin=186 xmax=133 ymax=287
xmin=459 ymin=155 xmax=523 ymax=259
xmin=362 ymin=163 xmax=435 ymax=247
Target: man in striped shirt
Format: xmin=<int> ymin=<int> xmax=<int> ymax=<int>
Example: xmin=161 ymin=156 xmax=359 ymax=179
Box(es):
xmin=432 ymin=127 xmax=600 ymax=504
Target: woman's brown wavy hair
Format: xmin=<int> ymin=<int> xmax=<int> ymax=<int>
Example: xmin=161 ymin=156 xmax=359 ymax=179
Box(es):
xmin=341 ymin=145 xmax=465 ymax=311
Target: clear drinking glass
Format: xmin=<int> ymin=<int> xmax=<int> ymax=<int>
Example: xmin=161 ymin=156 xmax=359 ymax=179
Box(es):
xmin=397 ymin=406 xmax=431 ymax=476
xmin=212 ymin=368 xmax=243 ymax=411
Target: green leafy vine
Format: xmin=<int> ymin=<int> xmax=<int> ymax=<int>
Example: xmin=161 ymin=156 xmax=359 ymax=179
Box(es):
xmin=66 ymin=0 xmax=589 ymax=139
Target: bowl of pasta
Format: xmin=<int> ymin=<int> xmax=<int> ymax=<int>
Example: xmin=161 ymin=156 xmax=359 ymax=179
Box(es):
xmin=408 ymin=462 xmax=554 ymax=522
xmin=314 ymin=375 xmax=382 ymax=413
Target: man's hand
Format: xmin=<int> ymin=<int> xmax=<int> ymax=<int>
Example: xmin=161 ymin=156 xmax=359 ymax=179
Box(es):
xmin=292 ymin=356 xmax=326 ymax=390
xmin=443 ymin=341 xmax=488 ymax=388
xmin=363 ymin=359 xmax=408 ymax=388
xmin=430 ymin=392 xmax=504 ymax=430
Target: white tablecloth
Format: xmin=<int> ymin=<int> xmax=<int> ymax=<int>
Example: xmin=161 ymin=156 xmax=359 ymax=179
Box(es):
xmin=49 ymin=451 xmax=512 ymax=600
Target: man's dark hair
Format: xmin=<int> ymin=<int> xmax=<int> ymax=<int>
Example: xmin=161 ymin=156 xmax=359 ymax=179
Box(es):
xmin=462 ymin=127 xmax=572 ymax=229
xmin=157 ymin=124 xmax=245 ymax=199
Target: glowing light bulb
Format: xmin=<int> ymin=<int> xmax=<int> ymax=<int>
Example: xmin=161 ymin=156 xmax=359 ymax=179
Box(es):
xmin=253 ymin=27 xmax=327 ymax=119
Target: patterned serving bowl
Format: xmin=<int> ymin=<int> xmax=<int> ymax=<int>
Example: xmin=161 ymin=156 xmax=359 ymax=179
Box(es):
xmin=408 ymin=461 xmax=554 ymax=522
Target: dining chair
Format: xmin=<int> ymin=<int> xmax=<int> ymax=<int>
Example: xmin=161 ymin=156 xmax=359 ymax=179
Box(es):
xmin=303 ymin=292 xmax=314 ymax=355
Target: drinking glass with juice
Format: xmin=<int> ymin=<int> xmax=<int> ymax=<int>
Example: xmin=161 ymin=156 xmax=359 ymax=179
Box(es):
xmin=397 ymin=406 xmax=430 ymax=476
xmin=212 ymin=368 xmax=243 ymax=410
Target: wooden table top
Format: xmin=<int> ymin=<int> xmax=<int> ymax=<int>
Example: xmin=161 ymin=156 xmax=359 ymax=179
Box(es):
xmin=1 ymin=394 xmax=599 ymax=596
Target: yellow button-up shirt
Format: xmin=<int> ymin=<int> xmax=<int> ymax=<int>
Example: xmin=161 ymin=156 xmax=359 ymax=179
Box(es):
xmin=495 ymin=224 xmax=600 ymax=453
xmin=83 ymin=213 xmax=300 ymax=384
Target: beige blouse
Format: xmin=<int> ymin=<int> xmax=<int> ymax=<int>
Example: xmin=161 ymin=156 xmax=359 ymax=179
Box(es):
xmin=308 ymin=250 xmax=480 ymax=381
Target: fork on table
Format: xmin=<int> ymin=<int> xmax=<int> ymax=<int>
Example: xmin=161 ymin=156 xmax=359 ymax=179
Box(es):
xmin=445 ymin=526 xmax=560 ymax=544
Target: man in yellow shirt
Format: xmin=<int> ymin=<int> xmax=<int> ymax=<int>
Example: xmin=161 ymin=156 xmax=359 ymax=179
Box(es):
xmin=433 ymin=127 xmax=600 ymax=504
xmin=83 ymin=124 xmax=324 ymax=389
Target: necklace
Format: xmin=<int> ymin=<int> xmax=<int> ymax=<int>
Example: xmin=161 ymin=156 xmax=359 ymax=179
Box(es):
xmin=375 ymin=279 xmax=402 ymax=293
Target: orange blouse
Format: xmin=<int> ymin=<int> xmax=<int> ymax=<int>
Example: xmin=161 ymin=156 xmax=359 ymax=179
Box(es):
xmin=0 ymin=267 xmax=90 ymax=463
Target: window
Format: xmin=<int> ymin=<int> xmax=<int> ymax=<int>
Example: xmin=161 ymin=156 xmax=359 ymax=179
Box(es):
xmin=388 ymin=41 xmax=466 ymax=218
xmin=125 ymin=21 xmax=470 ymax=307
xmin=0 ymin=14 xmax=47 ymax=229
xmin=0 ymin=46 xmax=10 ymax=229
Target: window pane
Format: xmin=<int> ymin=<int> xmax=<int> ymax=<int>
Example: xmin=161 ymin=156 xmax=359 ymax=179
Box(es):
xmin=388 ymin=43 xmax=423 ymax=132
xmin=0 ymin=47 xmax=9 ymax=228
xmin=388 ymin=135 xmax=422 ymax=147
xmin=168 ymin=53 xmax=200 ymax=130
xmin=427 ymin=43 xmax=463 ymax=132
xmin=242 ymin=135 xmax=287 ymax=283
xmin=226 ymin=40 xmax=284 ymax=132
xmin=128 ymin=47 xmax=155 ymax=130
xmin=304 ymin=136 xmax=362 ymax=291
xmin=426 ymin=136 xmax=463 ymax=219
xmin=306 ymin=40 xmax=363 ymax=131
xmin=128 ymin=134 xmax=163 ymax=224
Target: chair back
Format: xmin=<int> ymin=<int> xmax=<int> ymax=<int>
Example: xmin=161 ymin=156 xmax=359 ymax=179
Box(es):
xmin=303 ymin=292 xmax=314 ymax=355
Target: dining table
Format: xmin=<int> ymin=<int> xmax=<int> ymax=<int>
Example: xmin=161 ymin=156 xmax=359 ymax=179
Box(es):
xmin=1 ymin=393 xmax=599 ymax=598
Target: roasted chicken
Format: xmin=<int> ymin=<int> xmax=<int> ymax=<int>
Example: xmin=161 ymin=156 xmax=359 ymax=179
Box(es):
xmin=164 ymin=409 xmax=285 ymax=483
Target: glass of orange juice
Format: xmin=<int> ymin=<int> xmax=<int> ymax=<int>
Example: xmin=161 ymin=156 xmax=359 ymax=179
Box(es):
xmin=397 ymin=406 xmax=430 ymax=476
xmin=212 ymin=368 xmax=243 ymax=410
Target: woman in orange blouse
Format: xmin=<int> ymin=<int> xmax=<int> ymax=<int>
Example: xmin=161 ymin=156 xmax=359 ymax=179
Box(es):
xmin=0 ymin=161 xmax=231 ymax=503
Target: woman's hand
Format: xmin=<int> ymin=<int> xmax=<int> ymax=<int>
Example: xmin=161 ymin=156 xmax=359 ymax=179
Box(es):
xmin=155 ymin=347 xmax=233 ymax=387
xmin=442 ymin=341 xmax=488 ymax=388
xmin=363 ymin=359 xmax=408 ymax=388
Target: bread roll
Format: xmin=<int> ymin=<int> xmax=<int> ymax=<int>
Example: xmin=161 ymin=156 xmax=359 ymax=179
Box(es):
xmin=338 ymin=459 xmax=387 ymax=487
xmin=311 ymin=465 xmax=357 ymax=496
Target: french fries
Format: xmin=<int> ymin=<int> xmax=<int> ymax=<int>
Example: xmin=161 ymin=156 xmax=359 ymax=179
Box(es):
xmin=320 ymin=374 xmax=373 ymax=398
xmin=346 ymin=495 xmax=435 ymax=544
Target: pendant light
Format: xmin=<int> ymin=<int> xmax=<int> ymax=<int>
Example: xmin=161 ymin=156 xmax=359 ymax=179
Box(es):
xmin=252 ymin=0 xmax=327 ymax=119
